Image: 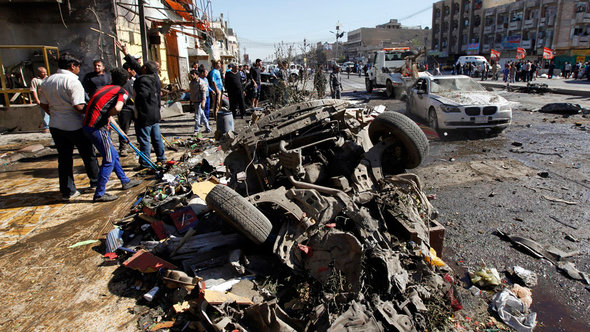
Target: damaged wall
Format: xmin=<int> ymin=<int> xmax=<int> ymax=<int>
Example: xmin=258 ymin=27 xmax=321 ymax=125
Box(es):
xmin=0 ymin=0 xmax=118 ymax=76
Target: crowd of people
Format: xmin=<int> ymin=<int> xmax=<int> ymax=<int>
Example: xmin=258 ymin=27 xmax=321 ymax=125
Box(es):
xmin=29 ymin=46 xmax=306 ymax=202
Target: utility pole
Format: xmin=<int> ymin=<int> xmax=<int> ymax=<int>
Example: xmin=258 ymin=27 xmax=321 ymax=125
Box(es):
xmin=138 ymin=0 xmax=149 ymax=61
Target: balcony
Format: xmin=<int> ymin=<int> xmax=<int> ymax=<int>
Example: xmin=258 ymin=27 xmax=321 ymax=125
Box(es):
xmin=524 ymin=19 xmax=537 ymax=28
xmin=547 ymin=15 xmax=555 ymax=26
xmin=485 ymin=8 xmax=495 ymax=16
xmin=539 ymin=17 xmax=545 ymax=26
xmin=510 ymin=2 xmax=524 ymax=11
xmin=542 ymin=0 xmax=556 ymax=4
xmin=484 ymin=25 xmax=495 ymax=34
xmin=526 ymin=0 xmax=539 ymax=7
xmin=509 ymin=21 xmax=522 ymax=30
xmin=496 ymin=24 xmax=505 ymax=32
xmin=575 ymin=12 xmax=590 ymax=24
xmin=520 ymin=39 xmax=532 ymax=48
xmin=497 ymin=6 xmax=508 ymax=14
xmin=482 ymin=43 xmax=491 ymax=52
xmin=572 ymin=35 xmax=590 ymax=47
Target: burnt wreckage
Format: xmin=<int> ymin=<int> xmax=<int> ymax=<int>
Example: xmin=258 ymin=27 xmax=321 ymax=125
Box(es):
xmin=200 ymin=99 xmax=451 ymax=330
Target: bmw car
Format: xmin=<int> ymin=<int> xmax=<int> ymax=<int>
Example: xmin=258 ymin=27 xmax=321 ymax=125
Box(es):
xmin=406 ymin=75 xmax=512 ymax=133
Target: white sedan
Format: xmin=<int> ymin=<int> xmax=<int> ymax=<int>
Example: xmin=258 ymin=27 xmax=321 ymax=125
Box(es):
xmin=406 ymin=75 xmax=512 ymax=133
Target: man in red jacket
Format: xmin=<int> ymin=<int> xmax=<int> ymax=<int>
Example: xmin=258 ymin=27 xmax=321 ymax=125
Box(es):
xmin=83 ymin=68 xmax=141 ymax=202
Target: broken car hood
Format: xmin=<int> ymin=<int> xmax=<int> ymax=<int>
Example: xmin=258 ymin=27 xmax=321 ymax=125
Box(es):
xmin=432 ymin=91 xmax=507 ymax=107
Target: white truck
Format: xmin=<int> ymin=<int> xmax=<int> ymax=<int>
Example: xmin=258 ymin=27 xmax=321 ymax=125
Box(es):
xmin=366 ymin=47 xmax=422 ymax=99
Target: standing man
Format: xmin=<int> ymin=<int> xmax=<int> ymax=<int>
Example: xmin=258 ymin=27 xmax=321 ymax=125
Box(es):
xmin=83 ymin=68 xmax=141 ymax=202
xmin=190 ymin=68 xmax=211 ymax=137
xmin=30 ymin=66 xmax=49 ymax=133
xmin=82 ymin=59 xmax=111 ymax=101
xmin=314 ymin=65 xmax=327 ymax=98
xmin=118 ymin=63 xmax=136 ymax=156
xmin=133 ymin=60 xmax=166 ymax=170
xmin=329 ymin=64 xmax=342 ymax=99
xmin=250 ymin=59 xmax=262 ymax=108
xmin=208 ymin=60 xmax=224 ymax=118
xmin=225 ymin=63 xmax=246 ymax=119
xmin=38 ymin=53 xmax=99 ymax=200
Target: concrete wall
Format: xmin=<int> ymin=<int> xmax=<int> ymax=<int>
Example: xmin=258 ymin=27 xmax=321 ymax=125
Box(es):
xmin=0 ymin=104 xmax=43 ymax=132
xmin=0 ymin=0 xmax=118 ymax=76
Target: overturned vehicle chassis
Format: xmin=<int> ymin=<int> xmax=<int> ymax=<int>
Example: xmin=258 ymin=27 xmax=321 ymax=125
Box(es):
xmin=206 ymin=100 xmax=446 ymax=330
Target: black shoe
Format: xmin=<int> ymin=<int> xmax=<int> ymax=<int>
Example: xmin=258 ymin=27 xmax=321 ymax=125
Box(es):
xmin=93 ymin=193 xmax=118 ymax=202
xmin=122 ymin=179 xmax=141 ymax=190
xmin=133 ymin=164 xmax=148 ymax=171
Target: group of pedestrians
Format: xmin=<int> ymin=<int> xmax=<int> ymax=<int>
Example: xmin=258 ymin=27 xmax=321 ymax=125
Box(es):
xmin=188 ymin=58 xmax=267 ymax=135
xmin=31 ymin=43 xmax=174 ymax=202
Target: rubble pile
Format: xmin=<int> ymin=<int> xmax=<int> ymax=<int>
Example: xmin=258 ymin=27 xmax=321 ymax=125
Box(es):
xmin=106 ymin=100 xmax=513 ymax=331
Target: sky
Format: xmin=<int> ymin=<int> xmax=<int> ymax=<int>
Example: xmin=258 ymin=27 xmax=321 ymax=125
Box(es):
xmin=211 ymin=0 xmax=437 ymax=62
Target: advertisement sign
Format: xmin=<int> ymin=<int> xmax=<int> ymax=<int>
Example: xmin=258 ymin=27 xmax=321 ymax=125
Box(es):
xmin=467 ymin=43 xmax=480 ymax=55
xmin=501 ymin=35 xmax=521 ymax=50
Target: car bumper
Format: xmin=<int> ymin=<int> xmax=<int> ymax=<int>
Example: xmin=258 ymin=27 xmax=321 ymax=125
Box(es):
xmin=438 ymin=109 xmax=512 ymax=129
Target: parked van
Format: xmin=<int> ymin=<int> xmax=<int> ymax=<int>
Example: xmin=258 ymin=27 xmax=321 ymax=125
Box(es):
xmin=455 ymin=55 xmax=490 ymax=68
xmin=455 ymin=55 xmax=491 ymax=77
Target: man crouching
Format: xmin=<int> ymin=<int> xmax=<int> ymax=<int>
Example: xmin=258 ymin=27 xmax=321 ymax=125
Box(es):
xmin=83 ymin=68 xmax=141 ymax=202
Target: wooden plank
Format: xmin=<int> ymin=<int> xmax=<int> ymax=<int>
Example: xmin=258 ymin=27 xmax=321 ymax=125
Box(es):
xmin=204 ymin=289 xmax=253 ymax=305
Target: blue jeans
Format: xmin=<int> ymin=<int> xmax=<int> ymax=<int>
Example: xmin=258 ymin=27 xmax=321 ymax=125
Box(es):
xmin=135 ymin=123 xmax=166 ymax=167
xmin=84 ymin=126 xmax=129 ymax=198
xmin=193 ymin=102 xmax=211 ymax=132
xmin=204 ymin=96 xmax=210 ymax=119
xmin=41 ymin=110 xmax=50 ymax=129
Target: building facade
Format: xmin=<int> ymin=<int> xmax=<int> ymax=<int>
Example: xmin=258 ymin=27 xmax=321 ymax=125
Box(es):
xmin=344 ymin=19 xmax=430 ymax=64
xmin=431 ymin=0 xmax=590 ymax=63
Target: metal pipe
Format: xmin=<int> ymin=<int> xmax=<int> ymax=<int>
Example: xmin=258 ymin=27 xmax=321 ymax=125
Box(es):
xmin=138 ymin=0 xmax=149 ymax=61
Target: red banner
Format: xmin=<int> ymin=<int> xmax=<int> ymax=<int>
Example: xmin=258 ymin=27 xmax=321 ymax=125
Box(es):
xmin=543 ymin=47 xmax=554 ymax=59
xmin=490 ymin=49 xmax=500 ymax=60
xmin=516 ymin=47 xmax=526 ymax=59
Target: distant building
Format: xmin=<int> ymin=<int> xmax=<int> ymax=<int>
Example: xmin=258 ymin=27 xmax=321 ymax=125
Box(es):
xmin=431 ymin=0 xmax=590 ymax=64
xmin=343 ymin=19 xmax=430 ymax=63
xmin=188 ymin=13 xmax=240 ymax=69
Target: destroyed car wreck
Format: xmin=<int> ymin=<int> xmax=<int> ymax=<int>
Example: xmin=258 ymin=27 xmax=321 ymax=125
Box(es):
xmin=107 ymin=100 xmax=500 ymax=331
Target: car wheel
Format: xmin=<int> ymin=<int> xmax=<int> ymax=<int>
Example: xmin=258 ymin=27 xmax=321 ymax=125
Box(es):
xmin=368 ymin=111 xmax=429 ymax=169
xmin=206 ymin=184 xmax=272 ymax=244
xmin=385 ymin=80 xmax=394 ymax=98
xmin=365 ymin=77 xmax=373 ymax=93
xmin=428 ymin=108 xmax=439 ymax=132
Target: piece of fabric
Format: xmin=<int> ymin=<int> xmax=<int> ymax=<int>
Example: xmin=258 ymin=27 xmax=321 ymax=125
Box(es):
xmin=84 ymin=127 xmax=129 ymax=198
xmin=135 ymin=123 xmax=166 ymax=167
xmin=39 ymin=69 xmax=86 ymax=131
xmin=84 ymin=85 xmax=128 ymax=129
xmin=50 ymin=127 xmax=99 ymax=197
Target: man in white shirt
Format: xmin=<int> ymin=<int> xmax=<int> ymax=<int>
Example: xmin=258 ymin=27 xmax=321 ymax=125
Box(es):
xmin=39 ymin=53 xmax=99 ymax=200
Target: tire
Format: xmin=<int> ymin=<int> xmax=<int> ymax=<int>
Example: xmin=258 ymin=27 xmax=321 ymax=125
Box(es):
xmin=385 ymin=80 xmax=394 ymax=98
xmin=369 ymin=111 xmax=429 ymax=169
xmin=428 ymin=108 xmax=439 ymax=132
xmin=365 ymin=77 xmax=373 ymax=93
xmin=205 ymin=184 xmax=272 ymax=244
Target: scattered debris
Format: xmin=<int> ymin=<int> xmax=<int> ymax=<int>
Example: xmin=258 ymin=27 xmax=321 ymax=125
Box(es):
xmin=542 ymin=195 xmax=578 ymax=206
xmin=67 ymin=239 xmax=99 ymax=248
xmin=490 ymin=289 xmax=537 ymax=332
xmin=509 ymin=266 xmax=538 ymax=287
xmin=470 ymin=266 xmax=502 ymax=288
xmin=540 ymin=103 xmax=585 ymax=115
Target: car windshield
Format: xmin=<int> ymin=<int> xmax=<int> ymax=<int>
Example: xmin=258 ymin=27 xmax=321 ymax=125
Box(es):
xmin=430 ymin=77 xmax=485 ymax=93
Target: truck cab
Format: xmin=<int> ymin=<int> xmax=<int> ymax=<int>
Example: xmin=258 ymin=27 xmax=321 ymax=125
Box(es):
xmin=366 ymin=47 xmax=418 ymax=99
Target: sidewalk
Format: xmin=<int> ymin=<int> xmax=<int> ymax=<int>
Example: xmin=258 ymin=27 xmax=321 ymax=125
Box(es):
xmin=479 ymin=77 xmax=590 ymax=97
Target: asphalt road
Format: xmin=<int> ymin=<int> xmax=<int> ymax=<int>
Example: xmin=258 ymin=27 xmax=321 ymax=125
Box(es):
xmin=0 ymin=74 xmax=588 ymax=330
xmin=339 ymin=74 xmax=590 ymax=330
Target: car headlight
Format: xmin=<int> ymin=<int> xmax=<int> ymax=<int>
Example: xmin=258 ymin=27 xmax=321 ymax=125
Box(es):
xmin=499 ymin=104 xmax=511 ymax=111
xmin=440 ymin=104 xmax=461 ymax=113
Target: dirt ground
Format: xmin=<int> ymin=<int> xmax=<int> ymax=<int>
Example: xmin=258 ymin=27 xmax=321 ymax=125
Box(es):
xmin=0 ymin=88 xmax=589 ymax=330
